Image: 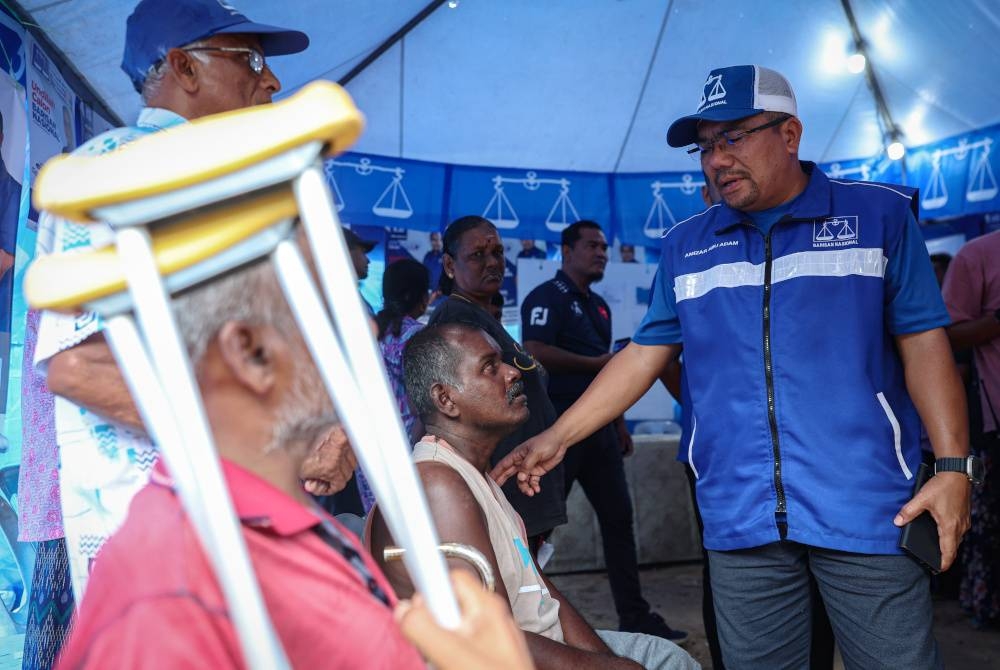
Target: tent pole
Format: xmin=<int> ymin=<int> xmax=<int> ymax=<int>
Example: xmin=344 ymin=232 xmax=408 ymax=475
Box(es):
xmin=338 ymin=0 xmax=446 ymax=87
xmin=840 ymin=0 xmax=908 ymax=177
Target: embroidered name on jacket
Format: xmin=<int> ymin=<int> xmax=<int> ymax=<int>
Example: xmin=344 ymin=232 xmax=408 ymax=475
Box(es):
xmin=684 ymin=239 xmax=739 ymax=258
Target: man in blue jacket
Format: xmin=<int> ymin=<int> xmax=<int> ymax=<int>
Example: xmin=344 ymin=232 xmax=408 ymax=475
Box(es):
xmin=495 ymin=65 xmax=976 ymax=669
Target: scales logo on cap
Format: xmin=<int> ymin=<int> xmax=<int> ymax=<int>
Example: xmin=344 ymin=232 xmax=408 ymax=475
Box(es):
xmin=698 ymin=74 xmax=728 ymax=112
xmin=216 ymin=0 xmax=240 ymax=13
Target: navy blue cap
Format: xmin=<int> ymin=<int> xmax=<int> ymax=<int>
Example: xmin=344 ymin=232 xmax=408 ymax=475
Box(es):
xmin=666 ymin=65 xmax=797 ymax=148
xmin=122 ymin=0 xmax=309 ymax=92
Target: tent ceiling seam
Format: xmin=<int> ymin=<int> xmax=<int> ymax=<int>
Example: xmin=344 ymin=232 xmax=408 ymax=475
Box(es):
xmin=280 ymin=43 xmax=383 ymax=96
xmin=398 ymin=37 xmax=405 ymax=157
xmin=612 ymin=0 xmax=674 ymax=174
xmin=338 ymin=0 xmax=446 ymax=87
xmin=20 ymin=0 xmax=68 ymax=11
xmin=879 ymin=69 xmax=978 ymax=132
xmin=818 ymin=77 xmax=865 ymax=163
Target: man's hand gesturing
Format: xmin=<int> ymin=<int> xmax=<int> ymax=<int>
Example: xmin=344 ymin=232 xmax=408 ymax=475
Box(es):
xmin=489 ymin=430 xmax=565 ymax=496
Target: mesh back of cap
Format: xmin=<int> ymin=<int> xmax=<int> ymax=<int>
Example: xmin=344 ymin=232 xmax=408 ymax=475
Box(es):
xmin=756 ymin=66 xmax=796 ymax=114
xmin=758 ymin=67 xmax=793 ymax=99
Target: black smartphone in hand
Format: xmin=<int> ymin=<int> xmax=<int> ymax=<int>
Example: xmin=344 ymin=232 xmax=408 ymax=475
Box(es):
xmin=898 ymin=463 xmax=941 ymax=574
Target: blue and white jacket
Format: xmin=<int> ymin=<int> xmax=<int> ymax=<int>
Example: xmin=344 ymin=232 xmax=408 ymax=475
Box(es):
xmin=634 ymin=163 xmax=950 ymax=554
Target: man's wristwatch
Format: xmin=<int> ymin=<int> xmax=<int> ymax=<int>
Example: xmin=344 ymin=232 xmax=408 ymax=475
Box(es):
xmin=934 ymin=455 xmax=985 ymax=485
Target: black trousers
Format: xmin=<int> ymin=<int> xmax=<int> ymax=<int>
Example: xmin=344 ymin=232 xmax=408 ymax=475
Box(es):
xmin=561 ymin=421 xmax=650 ymax=624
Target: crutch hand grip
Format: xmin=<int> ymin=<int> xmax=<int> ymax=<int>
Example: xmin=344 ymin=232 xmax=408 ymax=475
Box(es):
xmin=384 ymin=543 xmax=496 ymax=593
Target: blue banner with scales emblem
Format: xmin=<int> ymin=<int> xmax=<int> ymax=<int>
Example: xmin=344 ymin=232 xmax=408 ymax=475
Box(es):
xmin=612 ymin=171 xmax=706 ymax=247
xmin=324 ymin=152 xmax=448 ymax=232
xmin=320 ymin=124 xmax=1000 ymax=245
xmin=448 ymin=165 xmax=612 ymax=243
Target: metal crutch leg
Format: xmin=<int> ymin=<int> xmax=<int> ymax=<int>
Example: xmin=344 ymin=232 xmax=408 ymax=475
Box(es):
xmin=272 ymin=238 xmax=460 ymax=629
xmin=114 ymin=227 xmax=289 ymax=670
xmin=292 ymin=164 xmax=462 ymax=628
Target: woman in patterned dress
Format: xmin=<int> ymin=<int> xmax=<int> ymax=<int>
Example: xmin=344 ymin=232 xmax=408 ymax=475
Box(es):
xmin=356 ymin=259 xmax=431 ymax=512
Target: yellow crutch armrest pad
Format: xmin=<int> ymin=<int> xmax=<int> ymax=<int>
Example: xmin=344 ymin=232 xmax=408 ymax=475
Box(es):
xmin=25 ymin=188 xmax=299 ymax=311
xmin=34 ymin=81 xmax=363 ymax=223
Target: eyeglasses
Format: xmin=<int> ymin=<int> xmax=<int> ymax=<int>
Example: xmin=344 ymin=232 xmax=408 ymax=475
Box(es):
xmin=687 ymin=114 xmax=792 ymax=157
xmin=183 ymin=46 xmax=266 ymax=76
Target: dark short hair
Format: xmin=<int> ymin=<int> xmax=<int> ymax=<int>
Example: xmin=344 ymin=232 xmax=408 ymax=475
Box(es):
xmin=442 ymin=215 xmax=494 ymax=257
xmin=561 ymin=220 xmax=603 ymax=248
xmin=376 ymin=259 xmax=430 ymax=340
xmin=929 ymin=252 xmax=952 ymax=267
xmin=403 ymin=323 xmax=482 ymax=421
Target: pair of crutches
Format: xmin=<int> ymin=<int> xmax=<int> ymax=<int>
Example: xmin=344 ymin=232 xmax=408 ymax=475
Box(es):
xmin=26 ymin=82 xmax=469 ymax=669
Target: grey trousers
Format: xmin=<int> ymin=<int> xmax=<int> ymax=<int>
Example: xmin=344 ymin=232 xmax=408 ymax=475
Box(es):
xmin=598 ymin=629 xmax=701 ymax=670
xmin=708 ymin=542 xmax=941 ymax=670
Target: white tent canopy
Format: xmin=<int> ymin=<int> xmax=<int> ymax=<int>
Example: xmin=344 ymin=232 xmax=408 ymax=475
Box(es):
xmin=21 ymin=0 xmax=1000 ymax=173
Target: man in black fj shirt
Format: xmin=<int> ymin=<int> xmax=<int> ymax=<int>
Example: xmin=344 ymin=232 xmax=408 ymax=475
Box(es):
xmin=520 ymin=220 xmax=688 ymax=643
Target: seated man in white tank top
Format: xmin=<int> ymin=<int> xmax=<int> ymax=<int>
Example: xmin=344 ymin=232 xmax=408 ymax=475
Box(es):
xmin=369 ymin=323 xmax=699 ymax=670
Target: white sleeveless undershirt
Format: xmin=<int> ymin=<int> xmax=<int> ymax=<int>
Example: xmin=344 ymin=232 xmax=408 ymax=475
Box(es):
xmin=412 ymin=437 xmax=564 ymax=642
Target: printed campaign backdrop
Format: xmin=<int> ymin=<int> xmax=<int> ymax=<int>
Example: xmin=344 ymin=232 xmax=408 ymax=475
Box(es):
xmin=0 ymin=68 xmax=28 ymax=458
xmin=449 ymin=165 xmax=612 ymax=244
xmin=0 ymin=7 xmax=29 ymax=463
xmin=325 ymin=153 xmax=448 ymax=233
xmin=26 ymin=34 xmax=74 ymax=173
xmin=907 ymin=130 xmax=999 ymax=219
xmin=75 ymin=96 xmax=115 ymax=146
xmin=0 ymin=7 xmax=114 ymax=468
xmin=324 ymin=122 xmax=1000 ymax=252
xmin=517 ymin=259 xmax=676 ymax=422
xmin=613 ymin=171 xmax=706 ymax=247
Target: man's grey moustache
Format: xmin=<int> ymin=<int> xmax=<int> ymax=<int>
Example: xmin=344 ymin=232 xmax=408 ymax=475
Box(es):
xmin=507 ymin=380 xmax=524 ymax=403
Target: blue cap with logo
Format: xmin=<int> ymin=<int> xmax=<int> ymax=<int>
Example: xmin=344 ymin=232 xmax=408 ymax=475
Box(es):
xmin=666 ymin=65 xmax=797 ymax=148
xmin=122 ymin=0 xmax=309 ymax=92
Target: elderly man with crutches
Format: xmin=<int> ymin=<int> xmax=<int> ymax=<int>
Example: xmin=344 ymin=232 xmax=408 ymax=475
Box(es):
xmin=26 ymin=51 xmax=511 ymax=670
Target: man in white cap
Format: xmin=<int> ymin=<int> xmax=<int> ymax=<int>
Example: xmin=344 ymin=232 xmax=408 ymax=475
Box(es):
xmin=33 ymin=0 xmax=309 ymax=601
xmin=495 ymin=64 xmax=976 ymax=668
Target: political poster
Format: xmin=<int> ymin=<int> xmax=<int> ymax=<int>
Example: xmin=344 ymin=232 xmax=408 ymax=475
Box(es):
xmin=517 ymin=258 xmax=675 ymax=422
xmin=0 ymin=15 xmax=28 ymax=452
xmin=26 ymin=34 xmax=75 ymax=177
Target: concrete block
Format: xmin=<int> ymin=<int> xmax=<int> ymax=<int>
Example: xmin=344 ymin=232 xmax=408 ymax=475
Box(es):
xmin=547 ymin=435 xmax=701 ymax=574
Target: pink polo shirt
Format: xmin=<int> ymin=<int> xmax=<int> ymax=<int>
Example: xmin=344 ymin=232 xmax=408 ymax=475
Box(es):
xmin=942 ymin=229 xmax=1000 ymax=433
xmin=55 ymin=459 xmax=425 ymax=670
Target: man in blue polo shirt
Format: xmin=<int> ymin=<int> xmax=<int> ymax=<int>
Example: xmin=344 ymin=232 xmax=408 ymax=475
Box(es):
xmin=496 ymin=65 xmax=976 ymax=669
xmin=521 ymin=220 xmax=687 ymax=643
